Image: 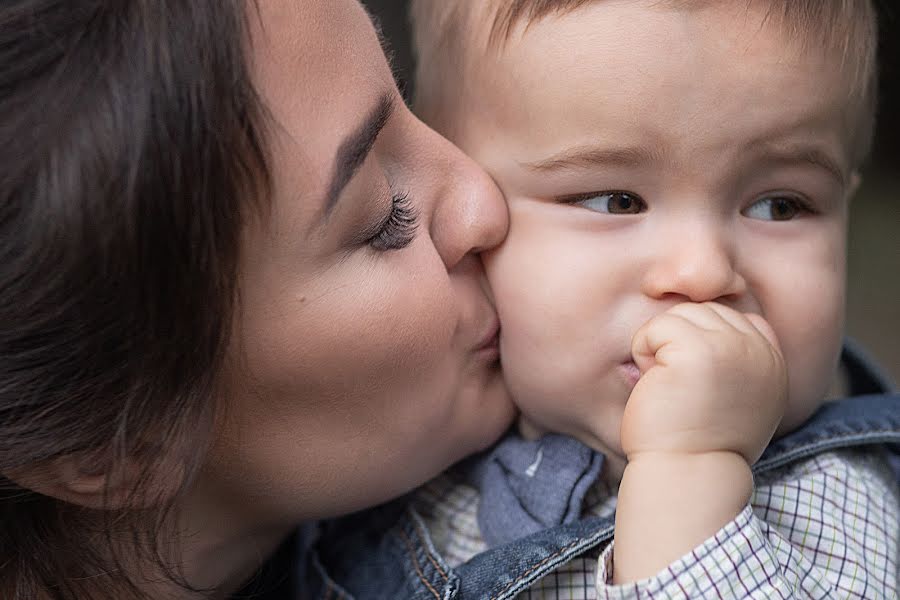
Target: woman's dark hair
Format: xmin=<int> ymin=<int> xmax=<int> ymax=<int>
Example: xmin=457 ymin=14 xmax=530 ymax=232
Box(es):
xmin=0 ymin=1 xmax=269 ymax=597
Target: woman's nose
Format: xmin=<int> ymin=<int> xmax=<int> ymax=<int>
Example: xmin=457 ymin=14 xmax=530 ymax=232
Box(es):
xmin=641 ymin=223 xmax=745 ymax=303
xmin=428 ymin=134 xmax=509 ymax=270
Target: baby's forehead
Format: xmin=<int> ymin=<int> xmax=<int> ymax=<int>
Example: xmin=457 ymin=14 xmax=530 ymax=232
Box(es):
xmin=412 ymin=0 xmax=876 ymax=167
xmin=413 ymin=0 xmax=875 ymax=53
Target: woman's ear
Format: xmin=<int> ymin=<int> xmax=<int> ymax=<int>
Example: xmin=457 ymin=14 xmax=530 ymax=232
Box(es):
xmin=4 ymin=455 xmax=154 ymax=510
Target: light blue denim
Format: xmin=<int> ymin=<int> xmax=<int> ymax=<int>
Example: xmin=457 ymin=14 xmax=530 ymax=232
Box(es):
xmin=300 ymin=341 xmax=900 ymax=600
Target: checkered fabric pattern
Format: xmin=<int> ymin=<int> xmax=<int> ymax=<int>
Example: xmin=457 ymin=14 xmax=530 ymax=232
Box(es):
xmin=413 ymin=449 xmax=899 ymax=599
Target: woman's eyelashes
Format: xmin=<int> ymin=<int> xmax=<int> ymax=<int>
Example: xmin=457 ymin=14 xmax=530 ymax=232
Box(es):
xmin=367 ymin=191 xmax=419 ymax=251
xmin=558 ymin=191 xmax=646 ymax=214
xmin=742 ymin=195 xmax=814 ymax=221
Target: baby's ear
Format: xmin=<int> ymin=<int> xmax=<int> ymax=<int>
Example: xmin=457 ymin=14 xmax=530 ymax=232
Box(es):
xmin=4 ymin=453 xmax=171 ymax=510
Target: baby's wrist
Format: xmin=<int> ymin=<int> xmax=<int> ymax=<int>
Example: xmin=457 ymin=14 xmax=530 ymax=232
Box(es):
xmin=623 ymin=451 xmax=754 ymax=514
xmin=622 ymin=422 xmax=775 ymax=466
xmin=613 ymin=451 xmax=753 ymax=582
xmin=625 ymin=450 xmax=753 ymax=478
xmin=622 ymin=450 xmax=754 ymax=513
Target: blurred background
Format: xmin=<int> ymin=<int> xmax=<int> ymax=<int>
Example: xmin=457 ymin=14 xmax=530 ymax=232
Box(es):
xmin=363 ymin=0 xmax=899 ymax=383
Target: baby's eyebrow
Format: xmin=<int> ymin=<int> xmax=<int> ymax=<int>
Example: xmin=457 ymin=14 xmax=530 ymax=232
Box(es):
xmin=749 ymin=142 xmax=847 ymax=187
xmin=519 ymin=141 xmax=847 ymax=187
xmin=519 ymin=145 xmax=662 ymax=172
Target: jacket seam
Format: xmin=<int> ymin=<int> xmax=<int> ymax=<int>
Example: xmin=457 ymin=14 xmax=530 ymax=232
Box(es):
xmin=311 ymin=550 xmax=354 ymax=600
xmin=490 ymin=534 xmax=605 ymax=600
xmin=396 ymin=526 xmax=442 ymax=600
xmin=410 ymin=509 xmax=450 ymax=583
xmin=755 ymin=431 xmax=900 ymax=473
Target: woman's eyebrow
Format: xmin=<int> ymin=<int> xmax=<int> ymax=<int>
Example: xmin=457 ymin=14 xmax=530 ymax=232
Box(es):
xmin=324 ymin=92 xmax=395 ymax=218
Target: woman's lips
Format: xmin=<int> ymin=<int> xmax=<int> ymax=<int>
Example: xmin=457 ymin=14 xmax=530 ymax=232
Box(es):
xmin=619 ymin=361 xmax=641 ymax=387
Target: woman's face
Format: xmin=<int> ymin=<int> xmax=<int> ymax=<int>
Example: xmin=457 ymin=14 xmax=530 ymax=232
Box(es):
xmin=199 ymin=0 xmax=514 ymax=523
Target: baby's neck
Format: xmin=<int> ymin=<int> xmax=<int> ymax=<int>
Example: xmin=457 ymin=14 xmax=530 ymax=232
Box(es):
xmin=516 ymin=415 xmax=546 ymax=441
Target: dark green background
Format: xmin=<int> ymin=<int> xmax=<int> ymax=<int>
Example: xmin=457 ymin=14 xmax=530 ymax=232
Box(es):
xmin=364 ymin=0 xmax=899 ymax=383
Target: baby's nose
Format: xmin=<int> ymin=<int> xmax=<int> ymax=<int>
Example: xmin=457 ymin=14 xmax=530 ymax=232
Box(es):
xmin=640 ymin=225 xmax=745 ymax=304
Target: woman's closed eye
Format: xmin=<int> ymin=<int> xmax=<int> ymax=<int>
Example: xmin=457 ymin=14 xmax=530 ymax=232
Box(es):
xmin=558 ymin=191 xmax=646 ymax=214
xmin=743 ymin=195 xmax=813 ymax=221
xmin=367 ymin=191 xmax=419 ymax=250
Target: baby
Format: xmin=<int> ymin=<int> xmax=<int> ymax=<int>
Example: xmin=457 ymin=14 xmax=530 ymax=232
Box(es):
xmin=301 ymin=2 xmax=900 ymax=598
xmin=405 ymin=0 xmax=900 ymax=597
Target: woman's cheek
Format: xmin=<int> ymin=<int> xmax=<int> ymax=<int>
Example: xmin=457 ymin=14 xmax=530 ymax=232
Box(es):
xmin=308 ymin=258 xmax=458 ymax=394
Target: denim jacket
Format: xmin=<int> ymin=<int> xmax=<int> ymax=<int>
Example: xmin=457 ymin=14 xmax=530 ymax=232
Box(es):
xmin=299 ymin=341 xmax=900 ymax=600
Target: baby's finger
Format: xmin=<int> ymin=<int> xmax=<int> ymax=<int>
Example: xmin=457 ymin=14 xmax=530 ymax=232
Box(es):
xmin=700 ymin=302 xmax=758 ymax=335
xmin=664 ymin=302 xmax=727 ymax=331
xmin=631 ymin=312 xmax=698 ymax=373
xmin=744 ymin=313 xmax=783 ymax=355
xmin=699 ymin=304 xmax=782 ymax=359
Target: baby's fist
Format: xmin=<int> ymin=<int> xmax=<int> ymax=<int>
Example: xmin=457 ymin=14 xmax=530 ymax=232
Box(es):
xmin=621 ymin=302 xmax=788 ymax=465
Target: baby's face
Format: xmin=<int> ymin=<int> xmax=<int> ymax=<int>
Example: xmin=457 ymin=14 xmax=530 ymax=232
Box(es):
xmin=423 ymin=2 xmax=859 ymax=467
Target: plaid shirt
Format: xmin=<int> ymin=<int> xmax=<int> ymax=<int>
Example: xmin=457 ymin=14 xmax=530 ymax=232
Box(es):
xmin=413 ymin=448 xmax=899 ymax=599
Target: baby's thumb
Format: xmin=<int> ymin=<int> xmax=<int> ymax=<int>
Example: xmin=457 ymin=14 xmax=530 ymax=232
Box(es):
xmin=630 ymin=319 xmax=660 ymax=375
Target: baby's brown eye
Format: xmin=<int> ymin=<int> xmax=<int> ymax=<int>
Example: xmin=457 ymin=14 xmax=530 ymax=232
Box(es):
xmin=744 ymin=196 xmax=808 ymax=221
xmin=561 ymin=191 xmax=647 ymax=214
xmin=770 ymin=198 xmax=798 ymax=220
xmin=607 ymin=192 xmax=642 ymax=214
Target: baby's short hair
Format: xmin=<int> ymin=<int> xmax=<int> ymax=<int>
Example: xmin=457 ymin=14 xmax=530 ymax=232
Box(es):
xmin=411 ymin=0 xmax=879 ymax=165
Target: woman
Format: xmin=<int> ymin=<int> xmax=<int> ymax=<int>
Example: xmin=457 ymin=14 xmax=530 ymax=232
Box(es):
xmin=0 ymin=0 xmax=515 ymax=598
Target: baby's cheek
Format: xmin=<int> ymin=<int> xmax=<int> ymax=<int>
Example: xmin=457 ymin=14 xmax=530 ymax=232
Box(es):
xmin=486 ymin=248 xmax=568 ymax=419
xmin=774 ymin=282 xmax=845 ymax=435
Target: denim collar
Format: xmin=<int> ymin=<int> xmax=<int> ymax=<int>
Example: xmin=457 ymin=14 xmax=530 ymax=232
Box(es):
xmin=465 ymin=432 xmax=604 ymax=548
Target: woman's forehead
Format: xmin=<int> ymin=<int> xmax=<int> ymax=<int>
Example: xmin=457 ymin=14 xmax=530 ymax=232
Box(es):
xmin=248 ymin=0 xmax=387 ymax=95
xmin=244 ymin=0 xmax=396 ymax=234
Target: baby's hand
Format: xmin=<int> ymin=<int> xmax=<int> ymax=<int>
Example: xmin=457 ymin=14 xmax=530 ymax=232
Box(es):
xmin=621 ymin=302 xmax=787 ymax=466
